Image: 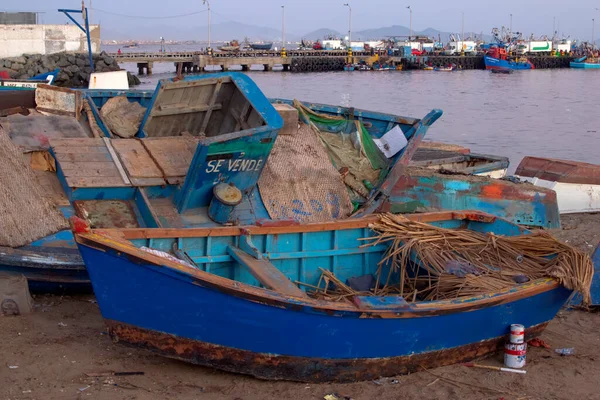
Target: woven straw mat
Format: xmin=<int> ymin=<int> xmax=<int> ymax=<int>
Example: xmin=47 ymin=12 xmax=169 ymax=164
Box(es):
xmin=0 ymin=126 xmax=68 ymax=247
xmin=258 ymin=123 xmax=353 ymax=223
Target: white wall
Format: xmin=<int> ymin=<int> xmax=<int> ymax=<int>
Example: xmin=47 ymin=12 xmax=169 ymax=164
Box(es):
xmin=0 ymin=24 xmax=101 ymax=58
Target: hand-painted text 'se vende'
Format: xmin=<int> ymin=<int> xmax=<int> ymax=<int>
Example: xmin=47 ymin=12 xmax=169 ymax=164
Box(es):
xmin=205 ymin=159 xmax=264 ymax=173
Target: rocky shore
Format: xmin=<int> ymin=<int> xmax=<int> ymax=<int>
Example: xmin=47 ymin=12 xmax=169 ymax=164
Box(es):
xmin=0 ymin=51 xmax=140 ymax=88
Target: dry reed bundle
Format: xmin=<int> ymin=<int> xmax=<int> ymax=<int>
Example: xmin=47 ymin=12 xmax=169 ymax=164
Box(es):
xmin=363 ymin=213 xmax=594 ymax=304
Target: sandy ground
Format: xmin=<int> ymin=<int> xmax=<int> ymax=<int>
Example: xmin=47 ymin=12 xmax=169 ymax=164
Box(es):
xmin=1 ymin=214 xmax=600 ymax=400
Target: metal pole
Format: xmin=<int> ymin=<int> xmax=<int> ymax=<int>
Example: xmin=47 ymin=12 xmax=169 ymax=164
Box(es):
xmin=593 ymin=19 xmax=596 ymax=49
xmin=510 ymin=14 xmax=512 ymax=32
xmin=343 ymin=4 xmax=351 ymax=47
xmin=89 ymin=0 xmax=92 ymax=24
xmin=461 ymin=12 xmax=464 ymax=56
xmin=203 ymin=0 xmax=211 ymax=51
xmin=281 ymin=6 xmax=285 ymax=49
xmin=407 ymin=6 xmax=412 ymax=41
xmin=83 ymin=7 xmax=94 ymax=72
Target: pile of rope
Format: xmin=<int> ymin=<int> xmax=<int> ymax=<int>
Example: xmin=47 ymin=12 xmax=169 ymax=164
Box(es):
xmin=363 ymin=213 xmax=594 ymax=304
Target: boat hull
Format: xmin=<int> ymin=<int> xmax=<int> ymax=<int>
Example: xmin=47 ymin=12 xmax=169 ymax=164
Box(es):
xmin=570 ymin=62 xmax=600 ymax=69
xmin=514 ymin=156 xmax=600 ymax=214
xmin=389 ymin=169 xmax=561 ymax=228
xmin=0 ymin=246 xmax=89 ymax=293
xmin=249 ymin=43 xmax=273 ymax=50
xmin=79 ymin=237 xmax=571 ymax=382
xmin=484 ymin=55 xmax=533 ymax=71
xmin=107 ymin=319 xmax=550 ymax=382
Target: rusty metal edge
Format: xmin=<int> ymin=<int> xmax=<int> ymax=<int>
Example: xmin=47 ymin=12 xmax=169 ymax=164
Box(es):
xmin=107 ymin=319 xmax=548 ymax=383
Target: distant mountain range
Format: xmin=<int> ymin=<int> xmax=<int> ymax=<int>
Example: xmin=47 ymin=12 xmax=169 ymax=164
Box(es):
xmin=103 ymin=21 xmax=492 ymax=43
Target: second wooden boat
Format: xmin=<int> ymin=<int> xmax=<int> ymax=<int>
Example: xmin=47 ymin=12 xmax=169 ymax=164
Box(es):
xmin=514 ymin=156 xmax=600 ymax=214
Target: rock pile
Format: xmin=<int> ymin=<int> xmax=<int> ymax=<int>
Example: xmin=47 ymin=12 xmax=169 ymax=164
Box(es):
xmin=0 ymin=51 xmax=140 ymax=88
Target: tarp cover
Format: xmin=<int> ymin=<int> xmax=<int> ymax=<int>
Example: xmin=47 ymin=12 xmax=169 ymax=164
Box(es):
xmin=258 ymin=123 xmax=353 ymax=222
xmin=0 ymin=126 xmax=68 ymax=247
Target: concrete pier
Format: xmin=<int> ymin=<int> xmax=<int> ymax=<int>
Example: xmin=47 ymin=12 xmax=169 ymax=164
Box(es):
xmin=112 ymin=51 xmax=574 ymax=74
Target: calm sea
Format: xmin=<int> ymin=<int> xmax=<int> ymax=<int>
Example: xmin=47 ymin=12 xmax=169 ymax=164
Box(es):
xmin=105 ymin=44 xmax=600 ymax=172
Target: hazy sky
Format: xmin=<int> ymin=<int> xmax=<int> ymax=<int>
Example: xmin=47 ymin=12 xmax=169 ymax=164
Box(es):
xmin=3 ymin=0 xmax=598 ymax=39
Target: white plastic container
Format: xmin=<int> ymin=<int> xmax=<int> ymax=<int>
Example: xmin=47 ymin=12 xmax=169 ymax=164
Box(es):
xmin=504 ymin=342 xmax=527 ymax=368
xmin=510 ymin=324 xmax=525 ymax=344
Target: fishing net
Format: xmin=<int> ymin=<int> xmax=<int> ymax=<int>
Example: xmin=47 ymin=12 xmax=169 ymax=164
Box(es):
xmin=0 ymin=126 xmax=68 ymax=247
xmin=362 ymin=213 xmax=594 ymax=304
xmin=257 ymin=122 xmax=353 ymax=222
xmin=292 ymin=100 xmax=389 ymax=203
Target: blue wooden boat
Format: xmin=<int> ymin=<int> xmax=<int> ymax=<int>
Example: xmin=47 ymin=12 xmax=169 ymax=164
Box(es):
xmin=0 ymin=69 xmax=60 ymax=90
xmin=484 ymin=55 xmax=534 ymax=71
xmin=74 ymin=210 xmax=576 ymax=382
xmin=0 ymin=72 xmax=442 ymax=292
xmin=0 ymin=73 xmax=562 ymax=295
xmin=570 ymin=56 xmax=600 ymax=69
xmin=249 ymin=42 xmax=273 ymax=51
xmin=343 ymin=64 xmax=355 ymax=71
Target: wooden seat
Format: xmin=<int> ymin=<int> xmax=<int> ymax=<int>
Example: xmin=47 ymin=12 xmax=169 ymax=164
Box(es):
xmin=227 ymin=245 xmax=308 ymax=298
xmin=51 ymin=138 xmax=131 ymax=188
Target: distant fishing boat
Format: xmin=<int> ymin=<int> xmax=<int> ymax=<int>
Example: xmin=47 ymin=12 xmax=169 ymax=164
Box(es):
xmin=123 ymin=42 xmax=139 ymax=48
xmin=570 ymin=56 xmax=600 ymax=69
xmin=219 ymin=40 xmax=240 ymax=52
xmin=434 ymin=65 xmax=455 ymax=72
xmin=249 ymin=42 xmax=273 ymax=50
xmin=484 ymin=47 xmax=534 ymax=71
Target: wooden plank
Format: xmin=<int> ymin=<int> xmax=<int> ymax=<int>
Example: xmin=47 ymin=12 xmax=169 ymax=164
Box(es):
xmin=143 ymin=137 xmax=197 ymax=178
xmin=52 ymin=146 xmax=109 ymax=155
xmin=50 ymin=138 xmax=104 ymax=147
xmin=103 ymin=138 xmax=132 ymax=185
xmin=35 ymin=84 xmax=81 ymax=119
xmin=65 ymin=176 xmax=130 ymax=188
xmin=59 ymin=166 xmax=122 ymax=177
xmin=129 ymin=177 xmax=167 ymax=186
xmin=53 ymin=152 xmax=113 ymax=162
xmin=200 ymin=80 xmax=223 ymax=134
xmin=148 ymin=198 xmax=185 ymax=228
xmin=227 ymin=245 xmax=308 ymax=298
xmin=154 ymin=103 xmax=222 ymax=117
xmin=111 ymin=139 xmax=163 ymax=180
xmin=109 ymin=211 xmax=500 ymax=240
xmin=57 ymin=161 xmax=120 ymax=171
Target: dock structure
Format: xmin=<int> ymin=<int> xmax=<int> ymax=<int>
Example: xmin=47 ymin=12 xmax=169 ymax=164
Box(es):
xmin=109 ymin=50 xmax=373 ymax=74
xmin=109 ymin=51 xmax=574 ymax=74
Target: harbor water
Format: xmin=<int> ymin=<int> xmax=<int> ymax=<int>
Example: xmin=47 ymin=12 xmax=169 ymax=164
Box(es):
xmin=105 ymin=45 xmax=600 ymax=172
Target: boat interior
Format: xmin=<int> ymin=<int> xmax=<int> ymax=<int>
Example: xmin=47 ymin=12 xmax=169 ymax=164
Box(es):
xmin=82 ymin=210 xmax=539 ymax=305
xmin=0 ymin=73 xmax=440 ymax=250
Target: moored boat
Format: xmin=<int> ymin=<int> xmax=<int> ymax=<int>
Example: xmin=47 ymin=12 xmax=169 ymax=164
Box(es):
xmin=249 ymin=42 xmax=273 ymax=50
xmin=570 ymin=56 xmax=600 ymax=69
xmin=412 ymin=143 xmax=509 ymax=178
xmin=514 ymin=156 xmax=600 ymax=214
xmin=74 ymin=210 xmax=590 ymax=382
xmin=219 ymin=40 xmax=240 ymax=52
xmin=484 ymin=47 xmax=534 ymax=71
xmin=343 ymin=64 xmax=355 ymax=71
xmin=0 ymin=69 xmax=60 ymax=90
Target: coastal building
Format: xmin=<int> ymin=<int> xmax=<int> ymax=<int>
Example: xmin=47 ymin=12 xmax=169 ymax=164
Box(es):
xmin=0 ymin=11 xmax=100 ymax=58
